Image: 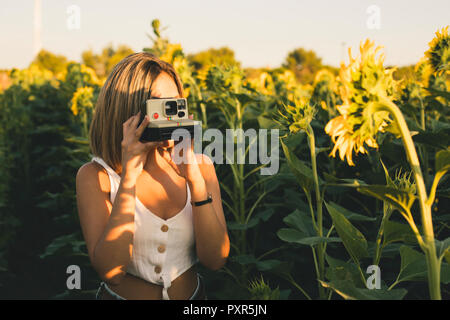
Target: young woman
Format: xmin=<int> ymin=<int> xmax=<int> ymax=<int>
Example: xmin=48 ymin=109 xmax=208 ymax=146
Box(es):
xmin=76 ymin=52 xmax=230 ymax=300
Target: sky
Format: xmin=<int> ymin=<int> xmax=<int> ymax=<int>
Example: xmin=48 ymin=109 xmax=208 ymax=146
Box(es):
xmin=0 ymin=0 xmax=449 ymax=70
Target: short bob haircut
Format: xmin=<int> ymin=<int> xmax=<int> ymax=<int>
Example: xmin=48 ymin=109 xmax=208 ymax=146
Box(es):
xmin=89 ymin=52 xmax=184 ymax=174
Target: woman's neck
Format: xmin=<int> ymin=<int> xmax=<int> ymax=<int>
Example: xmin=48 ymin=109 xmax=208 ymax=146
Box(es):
xmin=143 ymin=147 xmax=170 ymax=173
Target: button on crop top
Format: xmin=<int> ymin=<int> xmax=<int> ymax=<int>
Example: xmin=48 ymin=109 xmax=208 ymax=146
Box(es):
xmin=91 ymin=156 xmax=199 ymax=300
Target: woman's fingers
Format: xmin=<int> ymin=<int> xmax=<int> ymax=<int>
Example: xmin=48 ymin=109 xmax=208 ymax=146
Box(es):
xmin=123 ymin=112 xmax=140 ymax=136
xmin=143 ymin=140 xmax=162 ymax=151
xmin=130 ymin=111 xmax=141 ymax=128
xmin=158 ymin=147 xmax=174 ymax=165
xmin=136 ymin=114 xmax=150 ymax=137
xmin=123 ymin=111 xmax=148 ymax=141
xmin=123 ymin=115 xmax=134 ymax=129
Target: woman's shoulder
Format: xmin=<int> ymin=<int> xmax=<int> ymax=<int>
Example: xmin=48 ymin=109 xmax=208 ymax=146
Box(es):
xmin=76 ymin=160 xmax=111 ymax=194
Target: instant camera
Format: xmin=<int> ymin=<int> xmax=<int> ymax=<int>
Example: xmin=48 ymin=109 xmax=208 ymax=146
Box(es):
xmin=139 ymin=98 xmax=199 ymax=142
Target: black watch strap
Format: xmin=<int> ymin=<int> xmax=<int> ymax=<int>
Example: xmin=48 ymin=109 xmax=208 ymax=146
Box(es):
xmin=192 ymin=193 xmax=212 ymax=207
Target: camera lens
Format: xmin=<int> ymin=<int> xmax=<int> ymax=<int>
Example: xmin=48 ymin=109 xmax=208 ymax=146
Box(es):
xmin=177 ymin=99 xmax=186 ymax=110
xmin=165 ymin=101 xmax=178 ymax=116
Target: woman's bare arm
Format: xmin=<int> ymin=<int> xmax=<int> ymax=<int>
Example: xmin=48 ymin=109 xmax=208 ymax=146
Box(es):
xmin=189 ymin=154 xmax=230 ymax=270
xmin=76 ymin=111 xmax=157 ymax=285
xmin=76 ymin=163 xmax=138 ymax=285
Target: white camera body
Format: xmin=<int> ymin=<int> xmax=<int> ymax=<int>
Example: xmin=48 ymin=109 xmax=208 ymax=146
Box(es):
xmin=140 ymin=98 xmax=199 ymax=141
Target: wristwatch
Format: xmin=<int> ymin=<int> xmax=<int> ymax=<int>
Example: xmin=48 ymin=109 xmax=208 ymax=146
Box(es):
xmin=191 ymin=193 xmax=213 ymax=207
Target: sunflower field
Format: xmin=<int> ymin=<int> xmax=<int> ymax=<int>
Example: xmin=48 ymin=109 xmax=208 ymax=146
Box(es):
xmin=0 ymin=20 xmax=449 ymax=300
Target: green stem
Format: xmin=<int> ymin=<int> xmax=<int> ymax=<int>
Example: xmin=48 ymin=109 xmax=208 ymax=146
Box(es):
xmin=311 ymin=246 xmax=320 ymax=283
xmin=417 ymin=99 xmax=429 ymax=187
xmin=323 ymin=225 xmax=335 ymax=254
xmin=236 ymin=101 xmax=246 ymax=254
xmin=220 ymin=266 xmax=243 ymax=288
xmin=286 ymin=276 xmax=312 ymax=300
xmin=380 ymin=97 xmax=441 ymax=300
xmin=306 ymin=124 xmax=326 ymax=299
xmin=305 ymin=192 xmax=319 ymax=233
xmin=257 ymin=246 xmax=287 ymax=261
xmin=388 ymin=280 xmax=400 ymax=291
xmin=327 ymin=289 xmax=333 ymax=300
xmin=419 ymin=95 xmax=425 ymax=131
xmin=200 ymin=102 xmax=207 ymax=128
xmin=193 ymin=81 xmax=207 ymax=128
xmin=422 ymin=147 xmax=429 ymax=187
xmin=357 ymin=264 xmax=367 ymax=286
xmin=374 ymin=204 xmax=392 ymax=266
xmin=82 ymin=111 xmax=88 ymax=138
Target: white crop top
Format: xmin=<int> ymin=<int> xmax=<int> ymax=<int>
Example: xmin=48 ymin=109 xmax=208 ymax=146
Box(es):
xmin=91 ymin=156 xmax=199 ymax=300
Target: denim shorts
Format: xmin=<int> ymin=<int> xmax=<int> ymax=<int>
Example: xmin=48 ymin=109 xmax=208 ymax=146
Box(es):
xmin=95 ymin=273 xmax=207 ymax=300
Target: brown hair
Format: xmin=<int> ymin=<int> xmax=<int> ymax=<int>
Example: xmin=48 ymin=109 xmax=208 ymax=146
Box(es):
xmin=89 ymin=52 xmax=184 ymax=174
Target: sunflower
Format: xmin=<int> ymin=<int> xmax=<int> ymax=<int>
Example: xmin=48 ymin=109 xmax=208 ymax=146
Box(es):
xmin=247 ymin=72 xmax=274 ymax=95
xmin=414 ymin=57 xmax=434 ymax=88
xmin=313 ymin=69 xmax=336 ymax=88
xmin=325 ymin=40 xmax=397 ymax=166
xmin=70 ymin=86 xmax=94 ymax=116
xmin=325 ymin=104 xmax=379 ymax=166
xmin=425 ymin=26 xmax=450 ymax=74
xmin=278 ymin=99 xmax=316 ymax=134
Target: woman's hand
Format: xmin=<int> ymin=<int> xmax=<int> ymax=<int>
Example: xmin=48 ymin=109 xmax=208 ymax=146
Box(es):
xmin=157 ymin=138 xmax=205 ymax=184
xmin=121 ymin=111 xmax=161 ymax=181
